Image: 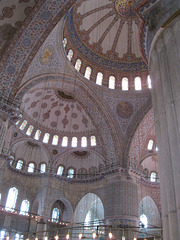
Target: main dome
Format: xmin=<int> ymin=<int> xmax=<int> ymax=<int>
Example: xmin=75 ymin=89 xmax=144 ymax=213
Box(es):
xmin=63 ymin=0 xmax=148 ymax=78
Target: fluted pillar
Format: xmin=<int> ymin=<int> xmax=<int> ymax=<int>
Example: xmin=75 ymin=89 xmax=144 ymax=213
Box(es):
xmin=149 ymin=15 xmax=180 ymax=240
xmin=104 ymin=174 xmax=139 ymax=239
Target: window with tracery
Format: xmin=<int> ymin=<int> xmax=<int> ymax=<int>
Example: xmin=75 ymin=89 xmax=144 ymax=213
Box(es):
xmin=122 ymin=77 xmax=128 ymax=91
xmin=28 ymin=163 xmax=35 ymax=173
xmin=81 ymin=136 xmax=87 ymax=147
xmin=16 ymin=160 xmax=23 ymax=170
xmin=52 ymin=207 xmax=59 ymax=222
xmin=150 ymin=172 xmax=157 ymax=182
xmin=26 ymin=125 xmax=34 ymax=136
xmin=109 ymin=76 xmax=115 ymax=89
xmin=40 ymin=163 xmax=46 ymax=173
xmin=67 ymin=168 xmax=74 ymax=178
xmin=43 ymin=133 xmax=50 ymax=143
xmin=52 ymin=135 xmax=59 ymax=145
xmin=84 ymin=67 xmax=91 ymax=80
xmin=5 ymin=187 xmax=18 ymax=211
xmin=147 ymin=139 xmax=153 ymax=150
xmin=34 ymin=130 xmax=41 ymax=140
xmin=20 ymin=120 xmax=27 ymax=130
xmin=20 ymin=199 xmax=30 ymax=215
xmin=67 ymin=49 xmax=73 ymax=61
xmin=57 ymin=166 xmax=64 ymax=176
xmin=72 ymin=137 xmax=77 ymax=147
xmin=135 ymin=77 xmax=142 ymax=90
xmin=62 ymin=136 xmax=68 ymax=147
xmin=75 ymin=59 xmax=82 ymax=72
xmin=96 ymin=72 xmax=103 ymax=85
xmin=90 ymin=136 xmax=96 ymax=146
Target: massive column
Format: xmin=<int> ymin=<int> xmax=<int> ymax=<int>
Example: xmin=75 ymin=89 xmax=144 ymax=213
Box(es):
xmin=104 ymin=173 xmax=139 ymax=239
xmin=149 ymin=15 xmax=180 ymax=240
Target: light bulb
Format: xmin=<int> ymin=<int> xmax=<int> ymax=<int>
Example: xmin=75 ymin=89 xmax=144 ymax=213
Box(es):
xmin=92 ymin=232 xmax=96 ymax=239
xmin=66 ymin=234 xmax=70 ymax=240
xmin=122 ymin=237 xmax=125 ymax=240
xmin=133 ymin=238 xmax=137 ymax=240
xmin=35 ymin=237 xmax=38 ymax=240
xmin=108 ymin=232 xmax=113 ymax=239
xmin=45 ymin=236 xmax=48 ymax=240
xmin=55 ymin=235 xmax=59 ymax=240
xmin=6 ymin=236 xmax=9 ymax=240
xmin=79 ymin=233 xmax=82 ymax=239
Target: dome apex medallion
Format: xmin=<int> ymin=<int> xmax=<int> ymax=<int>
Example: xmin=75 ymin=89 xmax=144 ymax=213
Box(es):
xmin=115 ymin=0 xmax=136 ymax=18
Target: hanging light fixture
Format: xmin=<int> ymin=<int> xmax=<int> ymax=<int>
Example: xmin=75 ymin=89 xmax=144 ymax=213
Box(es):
xmin=108 ymin=232 xmax=113 ymax=239
xmin=66 ymin=233 xmax=70 ymax=240
xmin=92 ymin=232 xmax=97 ymax=239
xmin=55 ymin=235 xmax=59 ymax=240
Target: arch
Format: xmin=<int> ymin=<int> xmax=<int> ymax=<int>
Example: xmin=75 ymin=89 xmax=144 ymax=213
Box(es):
xmin=52 ymin=135 xmax=59 ymax=145
xmin=135 ymin=76 xmax=142 ymax=90
xmin=26 ymin=125 xmax=34 ymax=136
xmin=43 ymin=133 xmax=50 ymax=144
xmin=139 ymin=196 xmax=161 ymax=228
xmin=16 ymin=160 xmax=23 ymax=170
xmin=122 ymin=77 xmax=128 ymax=91
xmin=96 ymin=72 xmax=103 ymax=85
xmin=75 ymin=59 xmax=82 ymax=72
xmin=28 ymin=163 xmax=35 ymax=173
xmin=109 ymin=76 xmax=115 ymax=89
xmin=71 ymin=137 xmax=77 ymax=147
xmin=34 ymin=130 xmax=41 ymax=140
xmin=57 ymin=165 xmax=64 ymax=176
xmin=5 ymin=187 xmax=18 ymax=211
xmin=31 ymin=200 xmax=39 ymax=215
xmin=20 ymin=199 xmax=30 ymax=215
xmin=81 ymin=136 xmax=87 ymax=147
xmin=40 ymin=163 xmax=46 ymax=173
xmin=67 ymin=49 xmax=73 ymax=61
xmin=20 ymin=120 xmax=27 ymax=130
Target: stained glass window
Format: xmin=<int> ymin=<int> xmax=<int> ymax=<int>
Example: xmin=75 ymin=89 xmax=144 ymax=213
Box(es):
xmin=140 ymin=214 xmax=148 ymax=228
xmin=147 ymin=75 xmax=152 ymax=89
xmin=150 ymin=172 xmax=157 ymax=182
xmin=62 ymin=136 xmax=68 ymax=147
xmin=122 ymin=77 xmax=128 ymax=91
xmin=28 ymin=163 xmax=35 ymax=173
xmin=67 ymin=49 xmax=73 ymax=61
xmin=81 ymin=136 xmax=87 ymax=147
xmin=43 ymin=133 xmax=50 ymax=143
xmin=90 ymin=136 xmax=96 ymax=146
xmin=40 ymin=163 xmax=46 ymax=173
xmin=96 ymin=72 xmax=103 ymax=85
xmin=109 ymin=76 xmax=115 ymax=89
xmin=147 ymin=139 xmax=153 ymax=150
xmin=16 ymin=160 xmax=23 ymax=170
xmin=57 ymin=166 xmax=64 ymax=176
xmin=26 ymin=125 xmax=34 ymax=136
xmin=5 ymin=187 xmax=18 ymax=211
xmin=84 ymin=67 xmax=91 ymax=80
xmin=135 ymin=77 xmax=142 ymax=90
xmin=34 ymin=130 xmax=41 ymax=140
xmin=75 ymin=59 xmax=82 ymax=72
xmin=63 ymin=38 xmax=67 ymax=48
xmin=72 ymin=137 xmax=77 ymax=147
xmin=52 ymin=208 xmax=59 ymax=222
xmin=67 ymin=168 xmax=74 ymax=178
xmin=20 ymin=120 xmax=27 ymax=130
xmin=52 ymin=135 xmax=59 ymax=145
xmin=20 ymin=199 xmax=30 ymax=215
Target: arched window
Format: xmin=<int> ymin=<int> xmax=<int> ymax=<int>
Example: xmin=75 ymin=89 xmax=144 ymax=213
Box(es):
xmin=63 ymin=38 xmax=67 ymax=48
xmin=122 ymin=77 xmax=128 ymax=91
xmin=15 ymin=120 xmax=20 ymax=125
xmin=147 ymin=139 xmax=153 ymax=150
xmin=28 ymin=163 xmax=35 ymax=173
xmin=109 ymin=76 xmax=115 ymax=89
xmin=62 ymin=136 xmax=68 ymax=147
xmin=40 ymin=163 xmax=46 ymax=173
xmin=43 ymin=133 xmax=50 ymax=143
xmin=67 ymin=49 xmax=73 ymax=61
xmin=75 ymin=59 xmax=82 ymax=72
xmin=16 ymin=160 xmax=23 ymax=170
xmin=72 ymin=137 xmax=77 ymax=147
xmin=52 ymin=135 xmax=59 ymax=145
xmin=5 ymin=187 xmax=18 ymax=211
xmin=135 ymin=77 xmax=142 ymax=90
xmin=147 ymin=75 xmax=152 ymax=89
xmin=34 ymin=130 xmax=41 ymax=140
xmin=0 ymin=231 xmax=6 ymax=240
xmin=20 ymin=199 xmax=30 ymax=215
xmin=140 ymin=214 xmax=148 ymax=228
xmin=90 ymin=136 xmax=96 ymax=146
xmin=20 ymin=120 xmax=27 ymax=130
xmin=26 ymin=125 xmax=34 ymax=136
xmin=81 ymin=136 xmax=87 ymax=147
xmin=96 ymin=72 xmax=103 ymax=85
xmin=84 ymin=67 xmax=91 ymax=80
xmin=52 ymin=207 xmax=59 ymax=222
xmin=150 ymin=172 xmax=157 ymax=182
xmin=57 ymin=166 xmax=64 ymax=176
xmin=67 ymin=168 xmax=74 ymax=178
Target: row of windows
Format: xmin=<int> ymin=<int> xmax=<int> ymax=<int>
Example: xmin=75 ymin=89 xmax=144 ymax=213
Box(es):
xmin=64 ymin=39 xmax=152 ymax=90
xmin=16 ymin=120 xmax=97 ymax=147
xmin=12 ymin=160 xmax=99 ymax=179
